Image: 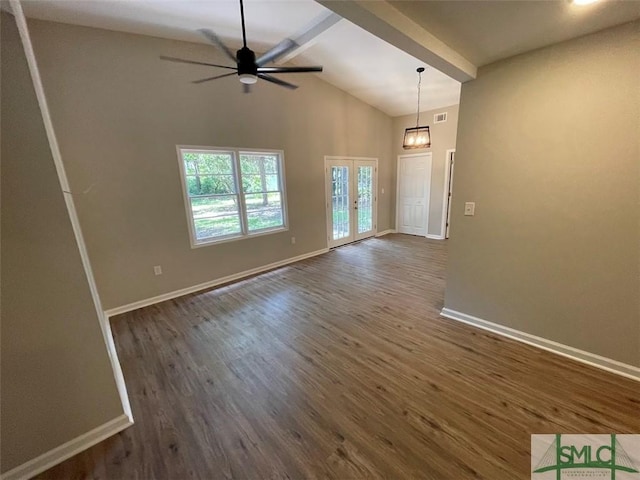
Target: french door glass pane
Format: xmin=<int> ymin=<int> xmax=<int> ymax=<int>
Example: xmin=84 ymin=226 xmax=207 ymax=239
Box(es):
xmin=357 ymin=166 xmax=373 ymax=233
xmin=331 ymin=166 xmax=350 ymax=240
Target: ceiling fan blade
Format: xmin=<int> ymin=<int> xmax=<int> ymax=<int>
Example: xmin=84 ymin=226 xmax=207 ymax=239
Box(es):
xmin=257 ymin=66 xmax=323 ymax=73
xmin=160 ymin=56 xmax=237 ymax=70
xmin=243 ymin=84 xmax=251 ymax=94
xmin=198 ymin=29 xmax=237 ymax=63
xmin=192 ymin=72 xmax=237 ymax=84
xmin=258 ymin=73 xmax=298 ymax=90
xmin=255 ymin=38 xmax=297 ymax=66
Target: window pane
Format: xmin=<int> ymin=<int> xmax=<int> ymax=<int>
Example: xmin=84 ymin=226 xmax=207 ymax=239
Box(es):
xmin=241 ymin=174 xmax=280 ymax=193
xmin=190 ymin=195 xmax=240 ymax=218
xmin=190 ymin=195 xmax=242 ymax=240
xmin=245 ymin=193 xmax=284 ymax=231
xmin=239 ymin=156 xmax=260 ymax=174
xmin=186 ymin=174 xmax=235 ymax=196
xmin=182 ymin=151 xmax=236 ymax=198
xmin=183 ymin=152 xmax=233 ymax=175
xmin=265 ymin=174 xmax=279 ymax=191
xmin=240 ymin=154 xmax=282 ymax=194
xmin=194 ymin=217 xmax=241 ymax=240
xmin=242 ymin=174 xmax=264 ymax=193
xmin=263 ymin=157 xmax=278 ymax=174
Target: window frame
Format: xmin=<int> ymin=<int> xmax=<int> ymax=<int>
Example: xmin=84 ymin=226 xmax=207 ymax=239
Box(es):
xmin=176 ymin=145 xmax=289 ymax=248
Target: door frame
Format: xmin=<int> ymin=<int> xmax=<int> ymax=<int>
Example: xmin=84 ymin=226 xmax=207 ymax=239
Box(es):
xmin=441 ymin=149 xmax=455 ymax=239
xmin=395 ymin=152 xmax=432 ymax=236
xmin=324 ymin=156 xmax=378 ymax=248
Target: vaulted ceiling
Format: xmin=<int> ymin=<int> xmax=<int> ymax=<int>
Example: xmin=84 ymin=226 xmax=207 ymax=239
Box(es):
xmin=20 ymin=0 xmax=640 ymax=117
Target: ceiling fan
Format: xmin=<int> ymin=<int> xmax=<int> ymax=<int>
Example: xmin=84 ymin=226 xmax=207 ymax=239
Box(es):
xmin=160 ymin=0 xmax=323 ymax=92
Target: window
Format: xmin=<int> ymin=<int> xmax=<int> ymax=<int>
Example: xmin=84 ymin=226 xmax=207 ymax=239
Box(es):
xmin=177 ymin=146 xmax=288 ymax=246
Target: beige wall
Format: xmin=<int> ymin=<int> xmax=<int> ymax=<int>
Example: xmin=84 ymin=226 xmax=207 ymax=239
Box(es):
xmin=446 ymin=21 xmax=640 ymax=367
xmin=27 ymin=19 xmax=395 ymax=310
xmin=393 ymin=105 xmax=459 ymax=236
xmin=1 ymin=12 xmax=124 ymax=473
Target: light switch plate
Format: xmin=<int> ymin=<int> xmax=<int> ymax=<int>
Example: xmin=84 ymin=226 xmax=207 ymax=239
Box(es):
xmin=464 ymin=202 xmax=475 ymax=216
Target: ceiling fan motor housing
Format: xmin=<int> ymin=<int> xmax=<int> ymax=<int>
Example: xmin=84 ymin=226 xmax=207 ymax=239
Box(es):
xmin=237 ymin=47 xmax=258 ymax=76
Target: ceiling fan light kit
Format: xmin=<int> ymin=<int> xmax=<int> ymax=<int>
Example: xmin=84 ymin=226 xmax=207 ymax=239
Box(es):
xmin=160 ymin=0 xmax=323 ymax=92
xmin=239 ymin=74 xmax=258 ymax=85
xmin=403 ymin=67 xmax=431 ymax=149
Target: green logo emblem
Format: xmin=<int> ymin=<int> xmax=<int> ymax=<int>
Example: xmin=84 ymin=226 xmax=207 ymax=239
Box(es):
xmin=532 ymin=434 xmax=640 ymax=480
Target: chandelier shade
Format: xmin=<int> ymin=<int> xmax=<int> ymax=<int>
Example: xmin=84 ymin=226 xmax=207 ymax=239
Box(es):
xmin=403 ymin=67 xmax=431 ymax=150
xmin=403 ymin=126 xmax=431 ymax=149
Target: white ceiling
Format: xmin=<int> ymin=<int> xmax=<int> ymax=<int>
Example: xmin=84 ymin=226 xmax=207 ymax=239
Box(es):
xmin=390 ymin=0 xmax=640 ymax=67
xmin=20 ymin=0 xmax=461 ymax=117
xmin=19 ymin=0 xmax=640 ymax=117
xmin=298 ymin=21 xmax=461 ymax=116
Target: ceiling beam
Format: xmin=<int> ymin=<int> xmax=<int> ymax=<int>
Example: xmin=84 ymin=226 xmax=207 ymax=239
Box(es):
xmin=315 ymin=0 xmax=477 ymax=82
xmin=277 ymin=11 xmax=342 ymax=64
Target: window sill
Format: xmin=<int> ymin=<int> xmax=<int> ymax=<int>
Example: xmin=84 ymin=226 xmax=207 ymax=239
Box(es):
xmin=190 ymin=226 xmax=289 ymax=249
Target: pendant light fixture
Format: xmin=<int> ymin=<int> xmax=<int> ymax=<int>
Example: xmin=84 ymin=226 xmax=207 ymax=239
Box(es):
xmin=403 ymin=67 xmax=431 ymax=149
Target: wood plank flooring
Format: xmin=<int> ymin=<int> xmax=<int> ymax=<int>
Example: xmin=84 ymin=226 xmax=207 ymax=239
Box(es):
xmin=37 ymin=234 xmax=639 ymax=479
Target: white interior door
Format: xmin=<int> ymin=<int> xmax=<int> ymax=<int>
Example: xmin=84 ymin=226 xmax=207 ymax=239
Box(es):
xmin=326 ymin=157 xmax=377 ymax=248
xmin=397 ymin=153 xmax=431 ymax=236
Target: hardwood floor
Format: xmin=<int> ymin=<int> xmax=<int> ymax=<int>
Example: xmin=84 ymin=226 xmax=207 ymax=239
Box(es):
xmin=38 ymin=234 xmax=639 ymax=479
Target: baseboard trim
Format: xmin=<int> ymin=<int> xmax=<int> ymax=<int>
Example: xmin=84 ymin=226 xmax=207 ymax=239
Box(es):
xmin=426 ymin=234 xmax=445 ymax=240
xmin=375 ymin=229 xmax=396 ymax=237
xmin=102 ymin=314 xmax=133 ymax=422
xmin=105 ymin=248 xmax=330 ymax=317
xmin=440 ymin=308 xmax=640 ymax=382
xmin=1 ymin=414 xmax=133 ymax=480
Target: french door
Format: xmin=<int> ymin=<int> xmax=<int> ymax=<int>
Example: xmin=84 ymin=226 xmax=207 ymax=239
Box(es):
xmin=325 ymin=157 xmax=377 ymax=248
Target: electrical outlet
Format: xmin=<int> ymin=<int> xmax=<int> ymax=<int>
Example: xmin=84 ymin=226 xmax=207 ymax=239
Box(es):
xmin=464 ymin=202 xmax=476 ymax=216
xmin=381 ymin=188 xmax=385 ymax=194
xmin=153 ymin=265 xmax=162 ymax=275
xmin=291 ymin=236 xmax=296 ymax=245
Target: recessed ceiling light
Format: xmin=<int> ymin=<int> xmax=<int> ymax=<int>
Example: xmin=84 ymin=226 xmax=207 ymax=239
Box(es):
xmin=572 ymin=0 xmax=599 ymax=5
